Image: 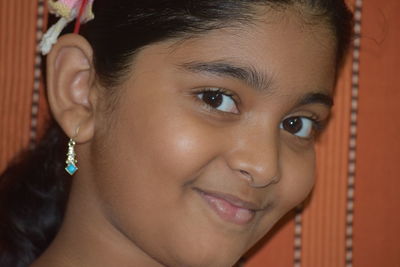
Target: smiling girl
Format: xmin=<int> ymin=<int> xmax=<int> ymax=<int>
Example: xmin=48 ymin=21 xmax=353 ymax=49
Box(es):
xmin=0 ymin=0 xmax=353 ymax=266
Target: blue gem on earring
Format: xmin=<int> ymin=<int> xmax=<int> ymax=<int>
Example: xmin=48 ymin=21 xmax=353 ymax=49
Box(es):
xmin=65 ymin=163 xmax=78 ymax=175
xmin=65 ymin=138 xmax=78 ymax=176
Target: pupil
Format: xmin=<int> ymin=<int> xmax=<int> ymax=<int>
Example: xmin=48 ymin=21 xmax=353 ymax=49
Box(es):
xmin=202 ymin=91 xmax=222 ymax=108
xmin=283 ymin=117 xmax=302 ymax=133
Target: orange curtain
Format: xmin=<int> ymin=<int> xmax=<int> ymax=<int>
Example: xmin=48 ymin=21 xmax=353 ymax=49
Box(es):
xmin=1 ymin=1 xmax=399 ymax=266
xmin=0 ymin=0 xmax=48 ymax=171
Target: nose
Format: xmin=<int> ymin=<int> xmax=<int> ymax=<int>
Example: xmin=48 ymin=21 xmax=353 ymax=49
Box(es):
xmin=226 ymin=129 xmax=280 ymax=188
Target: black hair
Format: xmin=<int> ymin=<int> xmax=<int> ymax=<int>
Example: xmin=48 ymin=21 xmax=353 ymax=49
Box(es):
xmin=0 ymin=0 xmax=353 ymax=266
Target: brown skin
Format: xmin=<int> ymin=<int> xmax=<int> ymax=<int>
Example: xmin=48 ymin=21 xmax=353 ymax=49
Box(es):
xmin=33 ymin=8 xmax=336 ymax=267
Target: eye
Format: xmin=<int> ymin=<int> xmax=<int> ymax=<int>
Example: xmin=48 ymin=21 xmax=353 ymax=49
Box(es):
xmin=197 ymin=88 xmax=239 ymax=114
xmin=280 ymin=116 xmax=315 ymax=138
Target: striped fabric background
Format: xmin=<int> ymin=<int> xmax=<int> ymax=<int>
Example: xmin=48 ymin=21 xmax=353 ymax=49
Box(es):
xmin=1 ymin=1 xmax=399 ymax=266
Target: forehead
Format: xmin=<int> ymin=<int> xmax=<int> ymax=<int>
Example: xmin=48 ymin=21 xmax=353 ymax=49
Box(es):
xmin=163 ymin=7 xmax=337 ymax=95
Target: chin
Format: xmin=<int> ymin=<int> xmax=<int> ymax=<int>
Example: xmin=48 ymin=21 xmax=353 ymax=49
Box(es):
xmin=171 ymin=251 xmax=241 ymax=267
xmin=164 ymin=230 xmax=249 ymax=267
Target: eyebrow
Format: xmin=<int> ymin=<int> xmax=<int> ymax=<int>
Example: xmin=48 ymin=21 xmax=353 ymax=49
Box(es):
xmin=179 ymin=60 xmax=333 ymax=108
xmin=297 ymin=92 xmax=334 ymax=108
xmin=179 ymin=60 xmax=273 ymax=93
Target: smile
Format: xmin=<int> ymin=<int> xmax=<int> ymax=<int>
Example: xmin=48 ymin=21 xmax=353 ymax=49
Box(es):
xmin=194 ymin=188 xmax=260 ymax=225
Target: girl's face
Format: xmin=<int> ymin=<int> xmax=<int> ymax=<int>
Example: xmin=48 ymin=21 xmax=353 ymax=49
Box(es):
xmin=85 ymin=9 xmax=336 ymax=267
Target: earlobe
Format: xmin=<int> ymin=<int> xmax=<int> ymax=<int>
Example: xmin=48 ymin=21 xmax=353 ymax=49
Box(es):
xmin=47 ymin=34 xmax=97 ymax=143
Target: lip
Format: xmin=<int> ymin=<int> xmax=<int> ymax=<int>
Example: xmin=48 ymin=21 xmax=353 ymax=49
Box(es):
xmin=194 ymin=188 xmax=262 ymax=225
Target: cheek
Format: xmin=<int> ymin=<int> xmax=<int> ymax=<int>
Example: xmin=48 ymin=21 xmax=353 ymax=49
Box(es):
xmin=249 ymin=144 xmax=315 ymax=246
xmin=277 ymin=145 xmax=316 ymax=212
xmin=91 ymin=88 xmax=228 ymax=263
xmin=123 ymin=105 xmax=217 ymax=186
xmin=96 ymin=87 xmax=218 ymax=207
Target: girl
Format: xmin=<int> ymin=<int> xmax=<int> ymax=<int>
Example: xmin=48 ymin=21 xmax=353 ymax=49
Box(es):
xmin=0 ymin=0 xmax=353 ymax=266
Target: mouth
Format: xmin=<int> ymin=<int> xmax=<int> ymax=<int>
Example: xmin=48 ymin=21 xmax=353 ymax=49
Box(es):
xmin=194 ymin=188 xmax=261 ymax=225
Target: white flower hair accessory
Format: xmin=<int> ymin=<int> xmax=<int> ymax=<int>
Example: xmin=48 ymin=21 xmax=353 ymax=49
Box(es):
xmin=39 ymin=0 xmax=95 ymax=55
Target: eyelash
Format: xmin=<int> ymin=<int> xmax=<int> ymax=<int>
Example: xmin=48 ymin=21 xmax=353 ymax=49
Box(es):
xmin=282 ymin=113 xmax=326 ymax=136
xmin=193 ymin=87 xmax=240 ymax=115
xmin=312 ymin=118 xmax=325 ymax=132
xmin=194 ymin=87 xmax=326 ymax=138
xmin=298 ymin=116 xmax=326 ymax=138
xmin=312 ymin=119 xmax=327 ymax=138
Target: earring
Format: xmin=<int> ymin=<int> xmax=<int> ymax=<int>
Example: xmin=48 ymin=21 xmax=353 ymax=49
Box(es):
xmin=65 ymin=138 xmax=78 ymax=175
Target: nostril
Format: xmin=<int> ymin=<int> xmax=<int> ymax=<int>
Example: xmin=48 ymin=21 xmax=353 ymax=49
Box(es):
xmin=239 ymin=170 xmax=252 ymax=180
xmin=239 ymin=168 xmax=280 ymax=188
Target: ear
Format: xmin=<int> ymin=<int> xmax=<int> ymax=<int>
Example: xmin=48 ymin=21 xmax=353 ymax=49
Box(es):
xmin=46 ymin=34 xmax=97 ymax=143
